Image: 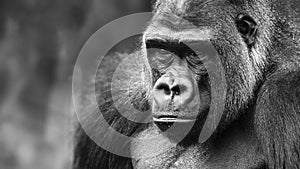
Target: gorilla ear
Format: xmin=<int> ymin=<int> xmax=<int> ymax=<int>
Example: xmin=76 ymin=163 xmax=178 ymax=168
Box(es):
xmin=235 ymin=14 xmax=258 ymax=46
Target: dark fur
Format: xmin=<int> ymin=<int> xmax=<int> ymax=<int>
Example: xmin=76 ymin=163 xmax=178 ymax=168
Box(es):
xmin=74 ymin=0 xmax=300 ymax=168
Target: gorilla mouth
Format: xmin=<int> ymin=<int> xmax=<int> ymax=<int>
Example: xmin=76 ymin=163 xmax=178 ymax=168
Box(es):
xmin=153 ymin=115 xmax=200 ymax=134
xmin=153 ymin=109 xmax=209 ymax=132
xmin=153 ymin=115 xmax=197 ymax=123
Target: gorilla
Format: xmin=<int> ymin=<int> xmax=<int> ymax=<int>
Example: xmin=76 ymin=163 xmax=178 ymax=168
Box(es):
xmin=73 ymin=0 xmax=300 ymax=168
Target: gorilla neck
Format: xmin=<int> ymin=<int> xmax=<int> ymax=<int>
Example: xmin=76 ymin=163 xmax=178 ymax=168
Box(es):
xmin=131 ymin=122 xmax=265 ymax=169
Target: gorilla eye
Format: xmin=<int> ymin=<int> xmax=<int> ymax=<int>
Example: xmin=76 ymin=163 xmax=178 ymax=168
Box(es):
xmin=156 ymin=49 xmax=173 ymax=63
xmin=186 ymin=54 xmax=202 ymax=67
xmin=146 ymin=48 xmax=174 ymax=72
xmin=236 ymin=14 xmax=258 ymax=45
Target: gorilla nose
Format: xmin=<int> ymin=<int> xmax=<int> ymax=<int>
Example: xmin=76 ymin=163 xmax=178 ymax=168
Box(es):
xmin=155 ymin=83 xmax=187 ymax=96
xmin=153 ymin=76 xmax=194 ymax=106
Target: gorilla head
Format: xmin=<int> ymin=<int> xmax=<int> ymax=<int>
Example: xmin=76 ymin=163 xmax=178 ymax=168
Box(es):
xmin=144 ymin=0 xmax=271 ymax=127
xmin=74 ymin=0 xmax=300 ymax=169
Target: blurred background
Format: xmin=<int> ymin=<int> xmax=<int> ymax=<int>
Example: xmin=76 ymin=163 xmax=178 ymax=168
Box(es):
xmin=0 ymin=1 xmax=151 ymax=169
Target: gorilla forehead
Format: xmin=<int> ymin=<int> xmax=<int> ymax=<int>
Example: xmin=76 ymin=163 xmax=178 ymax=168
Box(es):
xmin=151 ymin=0 xmax=243 ymax=38
xmin=155 ymin=0 xmax=253 ymax=14
xmin=156 ymin=0 xmax=218 ymax=15
xmin=154 ymin=0 xmax=241 ymax=27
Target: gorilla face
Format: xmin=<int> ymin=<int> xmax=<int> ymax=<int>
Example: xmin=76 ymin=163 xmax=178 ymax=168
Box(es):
xmin=146 ymin=41 xmax=210 ymax=128
xmin=143 ymin=0 xmax=265 ymax=129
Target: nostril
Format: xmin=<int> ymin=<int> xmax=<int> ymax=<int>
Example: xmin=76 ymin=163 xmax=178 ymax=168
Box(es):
xmin=171 ymin=85 xmax=186 ymax=96
xmin=171 ymin=85 xmax=180 ymax=95
xmin=156 ymin=83 xmax=171 ymax=95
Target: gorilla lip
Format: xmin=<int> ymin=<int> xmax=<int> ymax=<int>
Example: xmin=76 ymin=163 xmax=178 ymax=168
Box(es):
xmin=153 ymin=115 xmax=197 ymax=123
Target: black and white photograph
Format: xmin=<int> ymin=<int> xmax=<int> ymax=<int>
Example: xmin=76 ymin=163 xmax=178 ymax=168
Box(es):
xmin=0 ymin=0 xmax=300 ymax=169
